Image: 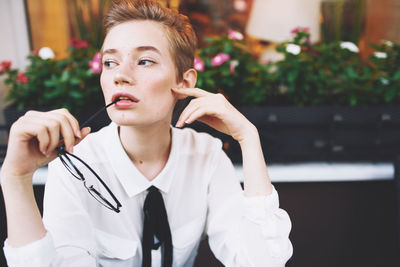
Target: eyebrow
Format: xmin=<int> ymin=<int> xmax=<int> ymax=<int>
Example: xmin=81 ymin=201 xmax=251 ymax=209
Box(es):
xmin=136 ymin=46 xmax=161 ymax=54
xmin=101 ymin=46 xmax=161 ymax=58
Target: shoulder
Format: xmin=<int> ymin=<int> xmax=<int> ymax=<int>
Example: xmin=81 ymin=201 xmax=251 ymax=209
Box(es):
xmin=172 ymin=126 xmax=223 ymax=156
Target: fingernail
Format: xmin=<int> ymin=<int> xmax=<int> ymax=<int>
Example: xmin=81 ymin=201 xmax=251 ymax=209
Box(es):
xmin=69 ymin=146 xmax=74 ymax=153
xmin=75 ymin=129 xmax=82 ymax=139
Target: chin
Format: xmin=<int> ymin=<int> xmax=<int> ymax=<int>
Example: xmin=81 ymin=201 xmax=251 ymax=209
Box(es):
xmin=107 ymin=109 xmax=138 ymax=125
xmin=110 ymin=116 xmax=143 ymax=127
xmin=107 ymin=106 xmax=174 ymax=127
xmin=109 ymin=113 xmax=172 ymax=128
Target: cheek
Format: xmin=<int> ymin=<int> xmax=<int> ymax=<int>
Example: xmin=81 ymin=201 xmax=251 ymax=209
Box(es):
xmin=149 ymin=88 xmax=175 ymax=108
xmin=146 ymin=72 xmax=176 ymax=99
xmin=100 ymin=72 xmax=110 ymax=96
xmin=146 ymin=84 xmax=176 ymax=113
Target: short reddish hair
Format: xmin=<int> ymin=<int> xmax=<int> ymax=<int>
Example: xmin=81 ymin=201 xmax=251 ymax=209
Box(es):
xmin=104 ymin=0 xmax=197 ymax=81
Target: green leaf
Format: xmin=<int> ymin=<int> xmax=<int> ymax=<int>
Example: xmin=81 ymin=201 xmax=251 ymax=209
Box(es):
xmin=61 ymin=71 xmax=70 ymax=82
xmin=393 ymin=70 xmax=400 ymax=81
xmin=384 ymin=88 xmax=397 ymax=102
xmin=69 ymin=91 xmax=83 ymax=99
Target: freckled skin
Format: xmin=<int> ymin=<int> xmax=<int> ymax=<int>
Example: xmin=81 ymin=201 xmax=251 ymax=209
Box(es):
xmin=100 ymin=20 xmax=180 ymax=127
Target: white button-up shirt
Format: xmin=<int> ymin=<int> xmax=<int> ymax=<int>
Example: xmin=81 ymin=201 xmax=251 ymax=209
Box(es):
xmin=4 ymin=123 xmax=292 ymax=267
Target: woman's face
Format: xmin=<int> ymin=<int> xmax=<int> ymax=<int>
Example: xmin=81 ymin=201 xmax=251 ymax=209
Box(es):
xmin=100 ymin=20 xmax=179 ymax=126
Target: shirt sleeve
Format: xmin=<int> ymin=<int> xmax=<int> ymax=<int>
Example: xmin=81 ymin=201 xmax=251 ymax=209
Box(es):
xmin=3 ymin=232 xmax=56 ymax=267
xmin=205 ymin=149 xmax=293 ymax=267
xmin=3 ymin=160 xmax=97 ymax=267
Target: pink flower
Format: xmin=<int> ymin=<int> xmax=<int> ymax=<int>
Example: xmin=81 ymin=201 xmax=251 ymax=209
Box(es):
xmin=89 ymin=52 xmax=102 ymax=73
xmin=16 ymin=72 xmax=29 ymax=84
xmin=228 ymin=29 xmax=244 ymax=41
xmin=70 ymin=37 xmax=89 ymax=49
xmin=0 ymin=61 xmax=12 ymax=73
xmin=193 ymin=56 xmax=205 ymax=72
xmin=290 ymin=26 xmax=310 ymax=35
xmin=229 ymin=60 xmax=239 ymax=73
xmin=211 ymin=53 xmax=230 ymax=66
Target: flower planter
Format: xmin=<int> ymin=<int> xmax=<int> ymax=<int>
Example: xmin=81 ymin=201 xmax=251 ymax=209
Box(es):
xmin=5 ymin=105 xmax=400 ymax=163
xmin=187 ymin=106 xmax=400 ymax=163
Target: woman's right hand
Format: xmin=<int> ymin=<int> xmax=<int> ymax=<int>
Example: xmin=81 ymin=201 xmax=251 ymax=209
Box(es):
xmin=1 ymin=108 xmax=91 ymax=182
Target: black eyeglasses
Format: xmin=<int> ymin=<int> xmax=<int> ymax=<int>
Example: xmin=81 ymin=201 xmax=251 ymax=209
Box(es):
xmin=57 ymin=100 xmax=122 ymax=213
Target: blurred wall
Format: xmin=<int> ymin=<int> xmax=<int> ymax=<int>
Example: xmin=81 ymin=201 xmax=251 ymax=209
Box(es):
xmin=365 ymin=0 xmax=400 ymax=43
xmin=25 ymin=0 xmax=70 ymax=58
xmin=0 ymin=0 xmax=30 ymax=121
xmin=360 ymin=0 xmax=400 ymax=57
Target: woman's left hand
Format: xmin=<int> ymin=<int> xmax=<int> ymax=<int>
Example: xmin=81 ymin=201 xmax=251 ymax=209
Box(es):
xmin=172 ymin=87 xmax=257 ymax=144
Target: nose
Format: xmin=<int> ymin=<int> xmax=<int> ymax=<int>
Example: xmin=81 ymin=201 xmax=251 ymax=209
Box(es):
xmin=113 ymin=63 xmax=134 ymax=86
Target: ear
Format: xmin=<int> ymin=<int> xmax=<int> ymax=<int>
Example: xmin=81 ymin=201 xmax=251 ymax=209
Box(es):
xmin=174 ymin=69 xmax=197 ymax=100
xmin=179 ymin=68 xmax=197 ymax=89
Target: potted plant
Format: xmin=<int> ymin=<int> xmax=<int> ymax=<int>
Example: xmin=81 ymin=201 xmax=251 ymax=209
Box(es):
xmin=0 ymin=38 xmax=107 ymax=131
xmin=193 ymin=28 xmax=400 ymax=163
xmin=0 ymin=0 xmax=112 ymax=132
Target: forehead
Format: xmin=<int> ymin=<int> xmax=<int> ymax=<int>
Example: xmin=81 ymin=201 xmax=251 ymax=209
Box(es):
xmin=103 ymin=20 xmax=171 ymax=55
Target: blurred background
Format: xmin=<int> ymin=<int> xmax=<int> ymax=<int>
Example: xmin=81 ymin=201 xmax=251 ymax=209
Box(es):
xmin=1 ymin=0 xmax=400 ymax=266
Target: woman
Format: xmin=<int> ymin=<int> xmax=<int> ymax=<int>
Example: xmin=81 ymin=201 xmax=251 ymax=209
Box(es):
xmin=1 ymin=0 xmax=292 ymax=266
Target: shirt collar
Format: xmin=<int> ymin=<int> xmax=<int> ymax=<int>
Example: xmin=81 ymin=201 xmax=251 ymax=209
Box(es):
xmin=104 ymin=122 xmax=178 ymax=198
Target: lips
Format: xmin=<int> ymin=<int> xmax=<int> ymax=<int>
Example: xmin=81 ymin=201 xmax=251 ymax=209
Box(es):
xmin=111 ymin=92 xmax=140 ymax=108
xmin=111 ymin=92 xmax=140 ymax=103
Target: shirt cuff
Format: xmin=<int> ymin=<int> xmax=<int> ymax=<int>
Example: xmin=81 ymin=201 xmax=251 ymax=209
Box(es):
xmin=3 ymin=232 xmax=56 ymax=267
xmin=242 ymin=186 xmax=280 ymax=237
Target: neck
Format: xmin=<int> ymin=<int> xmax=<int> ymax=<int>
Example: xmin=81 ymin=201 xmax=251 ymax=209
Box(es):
xmin=118 ymin=121 xmax=172 ymax=176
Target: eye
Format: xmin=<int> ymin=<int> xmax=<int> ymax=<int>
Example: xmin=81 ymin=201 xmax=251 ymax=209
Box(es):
xmin=103 ymin=60 xmax=117 ymax=68
xmin=138 ymin=59 xmax=155 ymax=66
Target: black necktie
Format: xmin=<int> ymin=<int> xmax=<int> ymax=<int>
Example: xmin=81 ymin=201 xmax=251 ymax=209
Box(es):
xmin=142 ymin=186 xmax=173 ymax=267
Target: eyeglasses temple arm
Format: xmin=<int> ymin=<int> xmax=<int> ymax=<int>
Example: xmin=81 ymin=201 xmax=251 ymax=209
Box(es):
xmin=57 ymin=100 xmax=119 ymax=152
xmin=80 ymin=99 xmax=119 ymax=129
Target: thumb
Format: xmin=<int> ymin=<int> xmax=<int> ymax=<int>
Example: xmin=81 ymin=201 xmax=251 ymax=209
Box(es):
xmin=74 ymin=127 xmax=91 ymax=146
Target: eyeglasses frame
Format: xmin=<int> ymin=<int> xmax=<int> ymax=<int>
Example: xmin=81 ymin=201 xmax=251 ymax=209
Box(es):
xmin=56 ymin=99 xmax=122 ymax=213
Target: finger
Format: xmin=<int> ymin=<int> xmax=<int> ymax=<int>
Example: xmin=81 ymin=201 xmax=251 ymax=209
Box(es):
xmin=43 ymin=118 xmax=62 ymax=154
xmin=25 ymin=110 xmax=78 ymax=152
xmin=14 ymin=118 xmax=58 ymax=158
xmin=171 ymin=88 xmax=189 ymax=100
xmin=36 ymin=125 xmax=51 ymax=155
xmin=24 ymin=109 xmax=79 ymax=136
xmin=17 ymin=116 xmax=55 ymax=154
xmin=184 ymin=106 xmax=216 ymax=125
xmin=18 ymin=120 xmax=51 ymax=155
xmin=25 ymin=112 xmax=85 ymax=154
xmin=23 ymin=110 xmax=43 ymax=118
xmin=176 ymin=98 xmax=202 ymax=127
xmin=37 ymin=116 xmax=71 ymax=153
xmin=171 ymin=87 xmax=210 ymax=98
xmin=53 ymin=108 xmax=81 ymax=138
xmin=56 ymin=118 xmax=76 ymax=153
